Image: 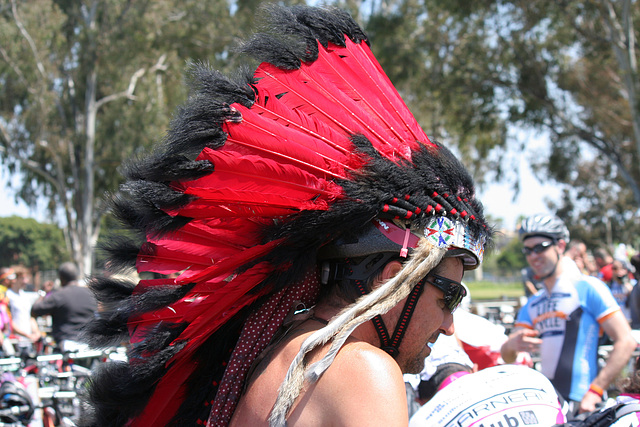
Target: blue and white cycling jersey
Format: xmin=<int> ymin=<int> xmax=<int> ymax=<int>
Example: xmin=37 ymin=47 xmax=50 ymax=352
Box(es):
xmin=516 ymin=272 xmax=620 ymax=402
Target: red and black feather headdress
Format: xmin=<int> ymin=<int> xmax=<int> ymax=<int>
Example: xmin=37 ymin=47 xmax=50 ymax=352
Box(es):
xmin=87 ymin=5 xmax=492 ymax=427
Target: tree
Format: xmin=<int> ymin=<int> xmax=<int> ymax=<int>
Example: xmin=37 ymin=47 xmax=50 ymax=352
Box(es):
xmin=549 ymin=158 xmax=640 ymax=250
xmin=0 ymin=0 xmax=245 ymax=276
xmin=348 ymin=1 xmax=640 ymax=242
xmin=361 ymin=0 xmax=509 ymax=184
xmin=493 ymin=235 xmax=528 ymax=276
xmin=0 ymin=215 xmax=68 ymax=271
xmin=495 ymin=0 xmax=640 ymax=245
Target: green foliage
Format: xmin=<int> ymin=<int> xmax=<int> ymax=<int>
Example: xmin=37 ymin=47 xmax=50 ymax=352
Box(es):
xmin=494 ymin=236 xmax=527 ymax=273
xmin=0 ymin=216 xmax=68 ymax=270
xmin=355 ymin=0 xmax=640 ymax=242
xmin=0 ymin=0 xmax=254 ymax=274
xmin=362 ymin=0 xmax=508 ymax=184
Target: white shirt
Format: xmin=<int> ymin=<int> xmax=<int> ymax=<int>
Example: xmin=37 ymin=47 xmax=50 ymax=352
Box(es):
xmin=409 ymin=365 xmax=567 ymax=427
xmin=5 ymin=288 xmax=38 ymax=342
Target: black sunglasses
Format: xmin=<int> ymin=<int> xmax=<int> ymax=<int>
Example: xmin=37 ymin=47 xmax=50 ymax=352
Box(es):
xmin=522 ymin=240 xmax=555 ymax=256
xmin=425 ymin=274 xmax=467 ymax=312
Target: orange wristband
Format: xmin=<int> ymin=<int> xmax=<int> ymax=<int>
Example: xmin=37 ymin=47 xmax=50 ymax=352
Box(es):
xmin=588 ymin=384 xmax=604 ymax=398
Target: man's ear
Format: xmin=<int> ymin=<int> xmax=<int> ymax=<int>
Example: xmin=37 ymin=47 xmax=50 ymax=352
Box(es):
xmin=369 ymin=260 xmax=403 ymax=290
xmin=557 ymin=239 xmax=567 ymax=253
xmin=380 ymin=260 xmax=403 ymax=282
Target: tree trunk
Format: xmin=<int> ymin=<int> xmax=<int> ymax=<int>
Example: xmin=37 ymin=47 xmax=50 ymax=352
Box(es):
xmin=81 ymin=68 xmax=97 ymax=278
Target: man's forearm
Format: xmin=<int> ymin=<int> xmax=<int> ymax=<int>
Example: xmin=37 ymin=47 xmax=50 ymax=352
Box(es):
xmin=592 ymin=336 xmax=636 ymax=390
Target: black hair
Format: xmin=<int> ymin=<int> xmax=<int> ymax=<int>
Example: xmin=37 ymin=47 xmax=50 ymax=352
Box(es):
xmin=593 ymin=247 xmax=612 ymax=260
xmin=417 ymin=363 xmax=473 ymax=402
xmin=58 ymin=262 xmax=79 ymax=284
xmin=618 ymin=356 xmax=640 ymax=394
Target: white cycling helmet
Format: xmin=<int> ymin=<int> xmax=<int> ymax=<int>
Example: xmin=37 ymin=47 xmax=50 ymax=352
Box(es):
xmin=519 ymin=214 xmax=570 ymax=243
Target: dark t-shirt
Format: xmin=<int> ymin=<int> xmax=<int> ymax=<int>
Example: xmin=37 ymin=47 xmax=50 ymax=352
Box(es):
xmin=628 ymin=284 xmax=640 ymax=329
xmin=521 ymin=266 xmax=543 ymax=297
xmin=31 ymin=283 xmax=97 ymax=344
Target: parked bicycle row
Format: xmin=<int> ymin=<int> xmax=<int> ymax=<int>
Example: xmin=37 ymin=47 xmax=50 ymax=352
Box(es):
xmin=0 ymin=347 xmax=125 ymax=427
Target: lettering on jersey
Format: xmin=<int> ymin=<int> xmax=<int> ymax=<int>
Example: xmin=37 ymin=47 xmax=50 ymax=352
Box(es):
xmin=530 ymin=293 xmax=571 ymax=309
xmin=453 ymin=389 xmax=546 ymax=426
xmin=532 ymin=297 xmax=567 ymax=331
xmin=477 ymin=411 xmax=539 ymax=427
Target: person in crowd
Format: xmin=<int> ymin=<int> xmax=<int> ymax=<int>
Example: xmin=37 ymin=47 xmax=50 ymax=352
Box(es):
xmin=501 ymin=214 xmax=636 ymax=416
xmin=566 ymin=240 xmax=592 ymax=275
xmin=31 ymin=262 xmax=97 ymax=352
xmin=0 ymin=283 xmax=12 ymax=357
xmin=83 ymin=5 xmax=494 ymax=427
xmin=0 ymin=269 xmax=15 ymax=356
xmin=5 ymin=267 xmax=41 ymax=356
xmin=0 ymin=269 xmax=15 ymax=301
xmin=409 ymin=362 xmax=568 ymax=426
xmin=631 ymin=253 xmax=640 ymax=282
xmin=16 ymin=269 xmax=36 ymax=293
xmin=522 ymin=265 xmax=544 ymax=297
xmin=41 ymin=280 xmax=55 ymax=296
xmin=629 ymin=254 xmax=640 ymax=330
xmin=603 ymin=356 xmax=640 ymax=425
xmin=594 ymin=247 xmax=615 ymax=282
xmin=608 ymin=259 xmax=636 ymax=321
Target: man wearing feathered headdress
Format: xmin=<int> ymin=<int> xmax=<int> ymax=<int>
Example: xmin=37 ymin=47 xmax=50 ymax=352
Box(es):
xmin=86 ymin=5 xmax=493 ymax=426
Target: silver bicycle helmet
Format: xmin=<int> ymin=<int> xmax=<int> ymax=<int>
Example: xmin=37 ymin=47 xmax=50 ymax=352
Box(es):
xmin=519 ymin=214 xmax=570 ymax=243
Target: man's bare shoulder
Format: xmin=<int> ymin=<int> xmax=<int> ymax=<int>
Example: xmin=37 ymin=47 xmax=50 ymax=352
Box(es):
xmin=232 ymin=326 xmax=408 ymax=426
xmin=295 ymin=339 xmax=409 ymax=425
xmin=323 ymin=339 xmax=405 ymax=390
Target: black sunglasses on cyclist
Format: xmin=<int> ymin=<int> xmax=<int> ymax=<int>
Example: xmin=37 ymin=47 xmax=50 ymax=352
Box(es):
xmin=522 ymin=240 xmax=555 ymax=256
xmin=425 ymin=274 xmax=467 ymax=312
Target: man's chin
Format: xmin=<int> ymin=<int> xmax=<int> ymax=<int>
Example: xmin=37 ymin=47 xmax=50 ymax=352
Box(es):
xmin=401 ymin=347 xmax=431 ymax=375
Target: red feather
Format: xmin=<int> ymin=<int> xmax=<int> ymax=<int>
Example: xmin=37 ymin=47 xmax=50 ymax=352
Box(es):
xmin=255 ymin=63 xmax=401 ymax=160
xmin=334 ymin=40 xmax=429 ymax=146
xmin=251 ymin=39 xmax=432 ymax=164
xmin=248 ymin=89 xmax=358 ymax=159
xmin=184 ymin=150 xmax=343 ymax=200
xmin=308 ymin=43 xmax=423 ymax=151
xmin=130 ymin=264 xmax=271 ymax=426
xmin=167 ymin=148 xmax=344 ymax=220
xmin=222 ymin=109 xmax=353 ymax=180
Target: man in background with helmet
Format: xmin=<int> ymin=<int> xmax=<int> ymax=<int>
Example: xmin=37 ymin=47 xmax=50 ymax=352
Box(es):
xmin=501 ymin=214 xmax=636 ymax=416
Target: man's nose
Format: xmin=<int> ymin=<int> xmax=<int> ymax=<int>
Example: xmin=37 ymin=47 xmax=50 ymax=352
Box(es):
xmin=441 ymin=310 xmax=455 ymax=336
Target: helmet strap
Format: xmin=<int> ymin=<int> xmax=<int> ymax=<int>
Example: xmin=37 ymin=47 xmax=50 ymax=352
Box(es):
xmin=353 ymin=277 xmax=426 ymax=358
xmin=321 ymin=252 xmax=428 ymax=357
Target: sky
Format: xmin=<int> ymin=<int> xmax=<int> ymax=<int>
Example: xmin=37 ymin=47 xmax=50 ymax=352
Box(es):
xmin=478 ymin=129 xmax=564 ymax=231
xmin=479 ymin=157 xmax=562 ymax=231
xmin=0 ymin=169 xmax=48 ymax=223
